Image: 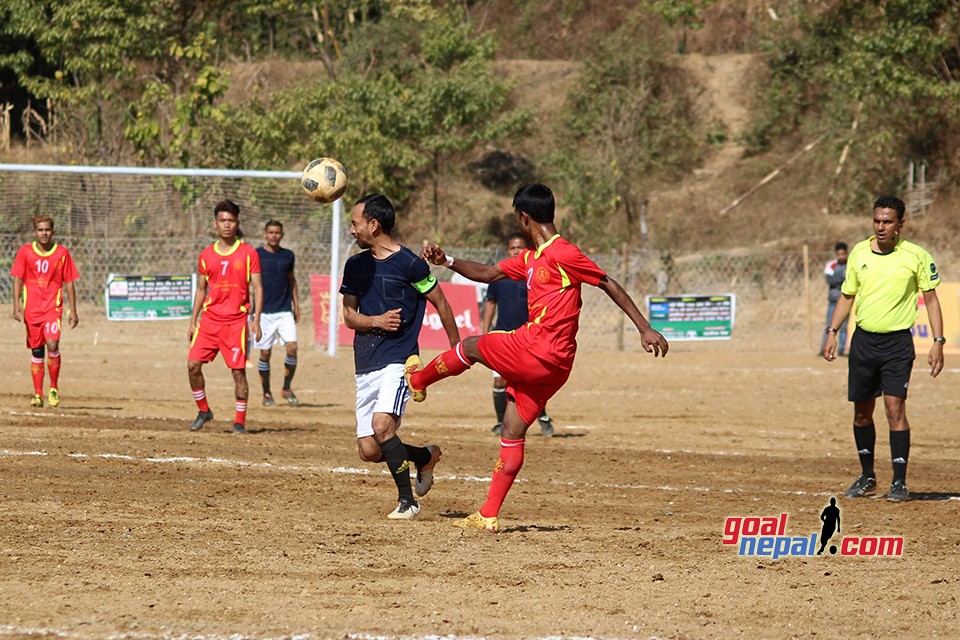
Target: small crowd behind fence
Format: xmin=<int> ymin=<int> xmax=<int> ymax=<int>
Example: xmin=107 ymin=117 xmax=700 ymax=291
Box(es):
xmin=0 ymin=165 xmax=867 ymax=351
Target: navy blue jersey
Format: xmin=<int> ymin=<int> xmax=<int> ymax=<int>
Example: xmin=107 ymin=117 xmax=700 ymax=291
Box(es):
xmin=257 ymin=247 xmax=295 ymax=313
xmin=485 ymin=277 xmax=528 ymax=332
xmin=340 ymin=246 xmax=438 ymax=374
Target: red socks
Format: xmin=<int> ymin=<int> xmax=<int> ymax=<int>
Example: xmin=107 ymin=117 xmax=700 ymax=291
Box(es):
xmin=479 ymin=437 xmax=525 ymax=518
xmin=414 ymin=343 xmax=473 ymax=389
xmin=47 ymin=350 xmax=61 ymax=390
xmin=31 ymin=356 xmax=44 ymax=395
xmin=192 ymin=388 xmax=210 ymax=412
xmin=235 ymin=398 xmax=248 ymax=425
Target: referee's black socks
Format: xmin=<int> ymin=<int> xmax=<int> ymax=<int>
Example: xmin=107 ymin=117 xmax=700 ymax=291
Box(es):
xmin=853 ymin=423 xmax=876 ymax=478
xmin=890 ymin=429 xmax=910 ymax=483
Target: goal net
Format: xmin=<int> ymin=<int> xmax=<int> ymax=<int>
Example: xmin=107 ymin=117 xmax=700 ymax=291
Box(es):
xmin=0 ymin=164 xmax=351 ymax=306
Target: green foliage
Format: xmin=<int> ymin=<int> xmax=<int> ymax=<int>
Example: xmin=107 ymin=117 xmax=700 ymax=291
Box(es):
xmin=749 ymin=1 xmax=960 ymax=205
xmin=649 ymin=0 xmax=716 ymax=29
xmin=549 ymin=12 xmax=702 ymax=247
xmin=196 ymin=5 xmax=528 ymax=234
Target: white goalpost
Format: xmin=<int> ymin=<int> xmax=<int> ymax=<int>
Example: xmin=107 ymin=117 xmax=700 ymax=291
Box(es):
xmin=0 ymin=163 xmax=349 ymax=356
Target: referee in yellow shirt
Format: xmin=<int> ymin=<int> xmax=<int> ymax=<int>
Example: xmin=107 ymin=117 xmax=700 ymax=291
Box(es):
xmin=823 ymin=196 xmax=945 ymax=502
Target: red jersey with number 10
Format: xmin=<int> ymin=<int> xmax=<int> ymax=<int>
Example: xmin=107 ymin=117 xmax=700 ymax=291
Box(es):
xmin=197 ymin=240 xmax=261 ymax=322
xmin=498 ymin=234 xmax=606 ymax=366
xmin=10 ymin=242 xmax=80 ymax=323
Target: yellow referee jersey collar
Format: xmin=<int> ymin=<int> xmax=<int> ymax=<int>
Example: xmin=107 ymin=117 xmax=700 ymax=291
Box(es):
xmin=868 ymin=235 xmax=903 ymax=253
xmin=534 ymin=234 xmax=561 ymax=259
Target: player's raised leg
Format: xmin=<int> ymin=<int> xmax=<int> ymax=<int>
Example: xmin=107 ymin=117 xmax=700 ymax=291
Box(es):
xmin=406 ymin=337 xmax=480 ymax=401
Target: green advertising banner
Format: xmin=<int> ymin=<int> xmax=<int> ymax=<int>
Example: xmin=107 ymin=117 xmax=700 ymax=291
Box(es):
xmin=646 ymin=294 xmax=736 ymax=341
xmin=105 ymin=274 xmax=196 ymax=321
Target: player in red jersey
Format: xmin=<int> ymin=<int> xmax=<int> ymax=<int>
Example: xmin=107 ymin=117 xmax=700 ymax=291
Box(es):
xmin=187 ymin=200 xmax=263 ymax=434
xmin=407 ymin=183 xmax=669 ymax=532
xmin=10 ymin=215 xmax=80 ymax=408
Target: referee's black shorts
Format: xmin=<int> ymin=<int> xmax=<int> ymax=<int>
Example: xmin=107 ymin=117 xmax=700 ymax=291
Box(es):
xmin=848 ymin=328 xmax=915 ymax=402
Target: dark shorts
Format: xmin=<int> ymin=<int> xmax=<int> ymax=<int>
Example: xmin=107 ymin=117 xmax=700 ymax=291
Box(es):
xmin=848 ymin=328 xmax=915 ymax=402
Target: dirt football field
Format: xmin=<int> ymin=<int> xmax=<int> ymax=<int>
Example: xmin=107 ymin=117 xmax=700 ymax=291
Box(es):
xmin=2 ymin=311 xmax=959 ymax=640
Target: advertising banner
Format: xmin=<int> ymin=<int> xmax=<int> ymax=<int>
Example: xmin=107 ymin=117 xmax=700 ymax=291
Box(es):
xmin=646 ymin=294 xmax=736 ymax=341
xmin=105 ymin=274 xmax=196 ymax=321
xmin=310 ymin=274 xmax=483 ymax=350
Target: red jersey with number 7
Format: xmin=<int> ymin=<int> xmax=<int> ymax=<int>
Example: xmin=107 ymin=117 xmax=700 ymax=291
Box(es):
xmin=10 ymin=242 xmax=80 ymax=323
xmin=497 ymin=234 xmax=606 ymax=366
xmin=197 ymin=240 xmax=261 ymax=323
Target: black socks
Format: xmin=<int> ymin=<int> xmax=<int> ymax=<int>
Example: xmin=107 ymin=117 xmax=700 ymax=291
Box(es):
xmin=379 ymin=435 xmax=415 ymax=502
xmin=890 ymin=429 xmax=910 ymax=483
xmin=853 ymin=423 xmax=876 ymax=477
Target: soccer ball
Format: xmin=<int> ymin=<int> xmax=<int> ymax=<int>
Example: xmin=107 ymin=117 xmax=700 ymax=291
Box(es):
xmin=301 ymin=157 xmax=348 ymax=203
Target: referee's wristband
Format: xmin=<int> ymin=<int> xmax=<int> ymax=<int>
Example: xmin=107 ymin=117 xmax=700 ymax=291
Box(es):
xmin=934 ymin=336 xmax=946 ymax=344
xmin=825 ymin=327 xmax=838 ymax=335
xmin=445 ymin=255 xmax=455 ymax=267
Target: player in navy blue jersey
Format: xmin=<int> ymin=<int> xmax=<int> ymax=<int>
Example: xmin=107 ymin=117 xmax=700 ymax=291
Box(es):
xmin=254 ymin=220 xmax=301 ymax=406
xmin=340 ymin=194 xmax=461 ymax=519
xmin=482 ymin=233 xmax=555 ymax=436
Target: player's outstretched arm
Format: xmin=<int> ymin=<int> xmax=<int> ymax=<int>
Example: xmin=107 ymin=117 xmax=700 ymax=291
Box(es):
xmin=425 ymin=285 xmax=461 ymax=348
xmin=823 ymin=293 xmax=854 ymax=362
xmin=922 ymin=289 xmax=945 ymax=377
xmin=12 ymin=277 xmax=24 ymax=322
xmin=421 ymin=244 xmax=507 ymax=283
xmin=65 ymin=280 xmax=79 ymax=328
xmin=597 ymin=275 xmax=668 ymax=357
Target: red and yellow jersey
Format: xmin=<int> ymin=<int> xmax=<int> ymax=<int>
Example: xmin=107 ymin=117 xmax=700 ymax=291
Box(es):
xmin=197 ymin=240 xmax=261 ymax=322
xmin=498 ymin=234 xmax=606 ymax=366
xmin=10 ymin=242 xmax=80 ymax=323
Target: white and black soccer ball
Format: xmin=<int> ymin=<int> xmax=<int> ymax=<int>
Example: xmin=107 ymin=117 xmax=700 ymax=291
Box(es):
xmin=301 ymin=157 xmax=348 ymax=203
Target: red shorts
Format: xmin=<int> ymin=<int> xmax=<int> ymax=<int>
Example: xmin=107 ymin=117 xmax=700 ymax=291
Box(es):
xmin=188 ymin=316 xmax=247 ymax=369
xmin=477 ymin=329 xmax=572 ymax=425
xmin=24 ymin=313 xmax=62 ymax=349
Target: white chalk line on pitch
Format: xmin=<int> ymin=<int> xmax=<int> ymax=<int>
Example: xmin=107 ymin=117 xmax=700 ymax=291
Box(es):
xmin=0 ymin=625 xmax=652 ymax=640
xmin=0 ymin=448 xmax=855 ymax=498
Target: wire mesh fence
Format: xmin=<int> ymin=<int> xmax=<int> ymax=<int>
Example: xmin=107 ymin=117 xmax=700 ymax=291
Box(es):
xmin=0 ymin=165 xmax=877 ymax=351
xmin=0 ymin=233 xmax=834 ymax=348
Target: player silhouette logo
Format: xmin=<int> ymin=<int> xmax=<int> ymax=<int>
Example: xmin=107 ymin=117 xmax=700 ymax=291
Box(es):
xmin=817 ymin=497 xmax=841 ymax=555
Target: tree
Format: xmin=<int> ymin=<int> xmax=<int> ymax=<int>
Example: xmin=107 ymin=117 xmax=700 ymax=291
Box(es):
xmin=549 ymin=13 xmax=701 ymax=247
xmin=401 ymin=9 xmax=529 ymax=238
xmin=749 ymin=1 xmax=960 ymax=208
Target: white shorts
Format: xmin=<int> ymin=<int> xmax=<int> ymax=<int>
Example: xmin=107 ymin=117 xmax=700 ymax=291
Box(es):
xmin=355 ymin=363 xmax=410 ymax=438
xmin=254 ymin=311 xmax=297 ymax=350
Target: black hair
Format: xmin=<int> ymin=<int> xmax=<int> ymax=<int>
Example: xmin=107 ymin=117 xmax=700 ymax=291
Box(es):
xmin=213 ymin=199 xmax=240 ymax=220
xmin=264 ymin=220 xmax=284 ymax=231
xmin=873 ymin=196 xmax=906 ymax=220
xmin=355 ymin=193 xmax=396 ymax=234
xmin=834 ymin=242 xmax=848 ymax=252
xmin=505 ymin=231 xmax=527 ymax=246
xmin=513 ymin=183 xmax=555 ymax=223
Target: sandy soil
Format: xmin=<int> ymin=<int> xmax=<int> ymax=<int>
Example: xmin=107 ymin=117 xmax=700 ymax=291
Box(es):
xmin=1 ymin=310 xmax=959 ymax=639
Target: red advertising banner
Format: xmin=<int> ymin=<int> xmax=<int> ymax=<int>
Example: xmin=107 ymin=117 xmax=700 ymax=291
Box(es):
xmin=310 ymin=274 xmax=483 ymax=350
